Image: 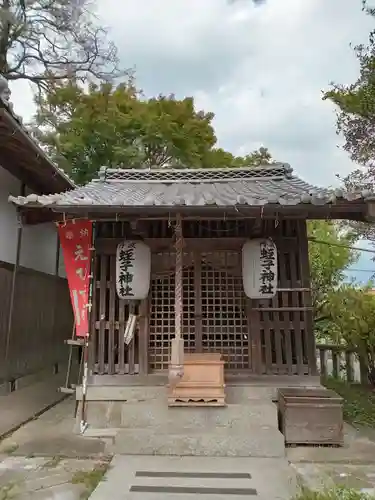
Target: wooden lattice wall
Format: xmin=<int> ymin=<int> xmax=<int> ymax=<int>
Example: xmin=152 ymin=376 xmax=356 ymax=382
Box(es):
xmin=148 ymin=249 xmax=249 ymax=371
xmin=90 ymin=218 xmax=316 ymax=376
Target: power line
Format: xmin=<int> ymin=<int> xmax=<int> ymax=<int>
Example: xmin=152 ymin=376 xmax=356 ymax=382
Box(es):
xmin=308 ymin=237 xmax=375 ymax=254
xmin=345 ymin=269 xmax=375 ymax=273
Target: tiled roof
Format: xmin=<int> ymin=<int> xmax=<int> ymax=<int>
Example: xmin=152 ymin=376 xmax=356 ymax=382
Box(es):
xmin=8 ymin=164 xmax=373 ymax=209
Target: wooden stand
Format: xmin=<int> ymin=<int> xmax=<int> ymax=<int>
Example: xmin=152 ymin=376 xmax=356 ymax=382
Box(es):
xmin=278 ymin=387 xmax=344 ymax=446
xmin=168 ymin=353 xmax=226 ymax=406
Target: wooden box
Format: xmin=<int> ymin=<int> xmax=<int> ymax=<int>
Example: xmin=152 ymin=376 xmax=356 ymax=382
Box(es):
xmin=277 ymin=387 xmax=344 ymax=446
xmin=168 ymin=353 xmax=226 ymax=406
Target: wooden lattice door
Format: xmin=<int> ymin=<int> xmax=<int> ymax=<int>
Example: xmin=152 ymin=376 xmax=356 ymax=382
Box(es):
xmin=148 ymin=249 xmax=250 ymax=372
xmin=199 ymin=251 xmax=250 ymax=370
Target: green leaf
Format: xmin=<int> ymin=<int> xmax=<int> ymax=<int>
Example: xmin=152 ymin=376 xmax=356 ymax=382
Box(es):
xmin=33 ymin=80 xmax=274 ymax=184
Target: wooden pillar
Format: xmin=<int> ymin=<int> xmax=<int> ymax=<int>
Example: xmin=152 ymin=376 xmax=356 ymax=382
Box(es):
xmin=88 ymin=249 xmax=97 ymax=376
xmin=276 ymin=223 xmax=293 ymax=375
xmin=297 ymin=220 xmax=317 ymax=375
xmin=138 ymin=295 xmax=149 ymax=375
xmin=246 ymin=219 xmax=264 ymax=374
xmin=269 ymin=219 xmax=284 ymax=374
xmin=248 ymin=300 xmax=262 ymax=374
xmin=98 ymin=254 xmax=107 ymax=374
xmin=4 ymin=183 xmax=25 ymax=383
xmin=107 ymin=255 xmax=116 ymax=375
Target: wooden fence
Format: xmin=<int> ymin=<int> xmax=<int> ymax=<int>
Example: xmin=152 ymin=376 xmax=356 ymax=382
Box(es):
xmin=317 ymin=343 xmax=369 ymax=385
xmin=0 ymin=261 xmax=73 ymax=382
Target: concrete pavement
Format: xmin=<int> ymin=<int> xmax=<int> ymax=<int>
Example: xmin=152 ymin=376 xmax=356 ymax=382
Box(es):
xmin=288 ymin=423 xmax=375 ymax=496
xmin=3 ymin=381 xmax=375 ymax=498
xmin=0 ymin=373 xmax=67 ymax=440
xmin=0 ymin=395 xmax=110 ymax=499
xmin=0 ymin=398 xmax=108 ymax=459
xmin=89 ymin=455 xmax=297 ymax=500
xmin=0 ymin=455 xmax=109 ymax=499
xmin=0 ymin=394 xmax=296 ymax=499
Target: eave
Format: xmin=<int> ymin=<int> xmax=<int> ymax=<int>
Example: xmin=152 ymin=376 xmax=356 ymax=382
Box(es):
xmin=0 ymin=107 xmax=74 ymax=194
xmin=18 ymin=200 xmax=369 ymax=225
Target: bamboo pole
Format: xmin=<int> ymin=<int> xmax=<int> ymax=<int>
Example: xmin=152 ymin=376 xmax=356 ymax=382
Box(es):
xmin=80 ymin=221 xmax=95 ymax=434
xmin=169 ymin=214 xmax=184 ymax=386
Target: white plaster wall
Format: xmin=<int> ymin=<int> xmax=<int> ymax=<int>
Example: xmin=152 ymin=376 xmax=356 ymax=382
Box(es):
xmin=0 ymin=167 xmax=22 ymax=264
xmin=20 ymin=223 xmax=58 ymax=275
xmin=58 ymin=246 xmax=67 ymax=278
xmin=0 ymin=166 xmax=66 ymax=277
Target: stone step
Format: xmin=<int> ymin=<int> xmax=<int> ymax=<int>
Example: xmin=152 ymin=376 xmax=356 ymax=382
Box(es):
xmin=88 ymin=401 xmax=279 ymax=429
xmin=110 ymin=425 xmax=285 ymax=458
xmin=227 ymin=385 xmax=278 ymax=402
xmin=78 ymin=384 xmax=282 ymax=403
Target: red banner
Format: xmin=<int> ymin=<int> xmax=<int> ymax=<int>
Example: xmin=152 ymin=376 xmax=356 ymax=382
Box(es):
xmin=58 ymin=220 xmax=93 ymax=337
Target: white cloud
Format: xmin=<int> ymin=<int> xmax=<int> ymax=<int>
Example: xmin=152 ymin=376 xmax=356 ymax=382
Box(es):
xmin=8 ymin=0 xmax=374 ymax=186
xmin=97 ymin=0 xmax=375 ymax=185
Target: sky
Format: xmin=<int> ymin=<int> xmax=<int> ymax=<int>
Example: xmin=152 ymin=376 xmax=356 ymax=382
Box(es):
xmin=8 ymin=0 xmax=375 ymax=280
xmin=344 ymin=241 xmax=374 ymax=285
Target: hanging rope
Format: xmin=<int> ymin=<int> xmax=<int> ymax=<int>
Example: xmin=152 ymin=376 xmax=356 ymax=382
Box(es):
xmin=174 ymin=216 xmax=183 ymax=342
xmin=169 ymin=214 xmax=185 ymax=385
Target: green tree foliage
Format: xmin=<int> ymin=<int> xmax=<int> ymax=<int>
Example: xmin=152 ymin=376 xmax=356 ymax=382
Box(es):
xmin=323 ymin=284 xmax=375 ymax=376
xmin=323 ymin=1 xmax=375 ymax=190
xmin=323 ymin=1 xmax=375 ymax=242
xmin=308 ymin=221 xmax=358 ymax=336
xmin=33 ymin=80 xmax=273 ymax=184
xmin=0 ymin=0 xmax=121 ymax=93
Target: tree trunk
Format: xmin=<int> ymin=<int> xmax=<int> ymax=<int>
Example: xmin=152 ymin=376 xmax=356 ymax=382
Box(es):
xmin=0 ymin=0 xmax=11 ymax=73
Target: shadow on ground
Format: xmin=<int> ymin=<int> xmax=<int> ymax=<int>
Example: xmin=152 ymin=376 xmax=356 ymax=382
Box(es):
xmin=0 ymin=398 xmax=111 ymax=499
xmin=0 ymin=398 xmax=108 ymax=459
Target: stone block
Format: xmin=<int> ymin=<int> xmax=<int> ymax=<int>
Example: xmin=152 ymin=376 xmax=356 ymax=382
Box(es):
xmin=76 ymin=385 xmax=167 ymax=402
xmin=112 ymin=426 xmax=285 ymax=458
xmin=120 ymin=401 xmax=278 ymax=429
xmin=86 ymin=401 xmax=122 ymax=428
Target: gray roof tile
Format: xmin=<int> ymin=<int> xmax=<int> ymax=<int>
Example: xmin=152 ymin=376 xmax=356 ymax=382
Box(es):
xmin=8 ymin=164 xmax=373 ymax=209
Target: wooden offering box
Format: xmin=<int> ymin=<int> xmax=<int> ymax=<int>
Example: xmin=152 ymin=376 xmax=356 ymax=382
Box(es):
xmin=168 ymin=353 xmax=226 ymax=407
xmin=278 ymin=387 xmax=344 ymax=446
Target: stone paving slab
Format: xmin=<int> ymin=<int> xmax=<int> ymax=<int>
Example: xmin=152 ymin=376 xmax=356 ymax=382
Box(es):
xmin=0 ymin=399 xmax=107 ymax=459
xmin=89 ymin=455 xmax=297 ymax=500
xmin=111 ymin=424 xmax=285 ymax=457
xmin=287 ymin=423 xmax=375 ymax=496
xmin=0 ymin=374 xmax=67 ymax=440
xmin=0 ymin=455 xmax=109 ymax=499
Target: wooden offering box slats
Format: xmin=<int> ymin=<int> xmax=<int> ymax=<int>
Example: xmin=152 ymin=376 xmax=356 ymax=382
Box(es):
xmin=168 ymin=353 xmax=226 ymax=407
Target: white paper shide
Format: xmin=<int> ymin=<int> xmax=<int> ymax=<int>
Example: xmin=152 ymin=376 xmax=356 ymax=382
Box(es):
xmin=242 ymin=238 xmax=278 ymax=299
xmin=116 ymin=240 xmax=151 ymax=300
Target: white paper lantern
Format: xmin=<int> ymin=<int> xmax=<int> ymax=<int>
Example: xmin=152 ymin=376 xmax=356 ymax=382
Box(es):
xmin=116 ymin=240 xmax=151 ymax=300
xmin=242 ymin=238 xmax=278 ymax=299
